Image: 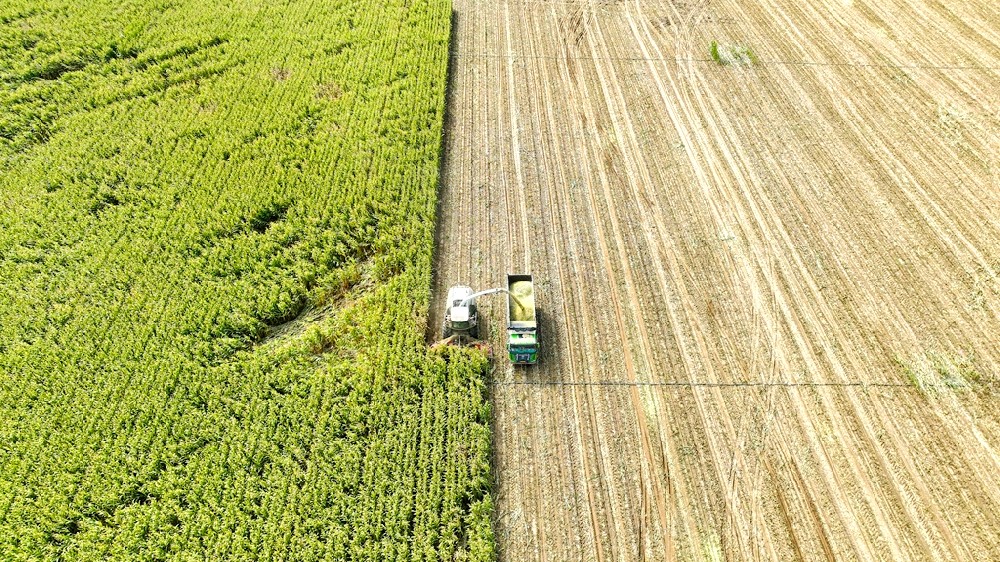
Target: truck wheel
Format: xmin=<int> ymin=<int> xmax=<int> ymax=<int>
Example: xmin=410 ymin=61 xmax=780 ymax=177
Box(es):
xmin=442 ymin=321 xmax=452 ymax=339
xmin=470 ymin=324 xmax=480 ymax=339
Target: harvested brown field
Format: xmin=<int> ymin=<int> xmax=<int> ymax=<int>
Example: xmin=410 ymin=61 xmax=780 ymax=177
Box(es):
xmin=431 ymin=0 xmax=1000 ymax=559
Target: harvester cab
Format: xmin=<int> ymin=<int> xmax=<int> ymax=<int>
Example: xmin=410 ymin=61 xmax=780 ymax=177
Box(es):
xmin=442 ymin=285 xmax=480 ymax=340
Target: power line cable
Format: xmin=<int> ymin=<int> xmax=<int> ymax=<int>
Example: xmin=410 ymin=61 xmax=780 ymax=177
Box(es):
xmin=492 ymin=379 xmax=997 ymax=389
xmin=450 ymin=52 xmax=998 ymax=72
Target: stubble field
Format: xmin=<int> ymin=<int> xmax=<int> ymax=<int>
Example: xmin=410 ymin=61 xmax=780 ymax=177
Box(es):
xmin=432 ymin=0 xmax=1000 ymax=560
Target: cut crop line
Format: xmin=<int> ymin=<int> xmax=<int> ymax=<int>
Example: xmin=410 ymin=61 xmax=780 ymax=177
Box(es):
xmin=494 ymin=380 xmax=999 ymax=388
xmin=450 ymin=52 xmax=1000 ymax=71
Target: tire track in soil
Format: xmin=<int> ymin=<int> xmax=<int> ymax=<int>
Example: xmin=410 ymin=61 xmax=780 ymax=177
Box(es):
xmin=535 ymin=4 xmax=636 ymax=560
xmin=612 ymin=4 xmax=805 ymax=558
xmin=567 ymin=7 xmax=683 ymax=560
xmin=496 ymin=5 xmax=553 ymax=557
xmin=579 ymin=9 xmax=768 ymax=561
xmin=625 ymin=9 xmax=918 ymax=556
xmin=640 ymin=0 xmax=1000 ymax=552
xmin=523 ymin=5 xmax=612 ymax=560
xmin=706 ymin=0 xmax=999 ymax=555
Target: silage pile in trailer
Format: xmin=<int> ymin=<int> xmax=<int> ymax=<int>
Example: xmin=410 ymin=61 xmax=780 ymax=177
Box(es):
xmin=510 ymin=280 xmax=535 ymax=322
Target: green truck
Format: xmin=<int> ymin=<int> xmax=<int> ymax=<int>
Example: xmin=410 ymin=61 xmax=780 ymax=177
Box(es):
xmin=507 ymin=273 xmax=538 ymax=365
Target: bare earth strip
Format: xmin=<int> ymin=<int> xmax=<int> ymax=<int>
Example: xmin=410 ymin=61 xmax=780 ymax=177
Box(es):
xmin=431 ymin=0 xmax=1000 ymax=560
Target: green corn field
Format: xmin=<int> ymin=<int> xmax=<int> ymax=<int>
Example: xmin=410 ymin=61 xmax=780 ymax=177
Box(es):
xmin=0 ymin=0 xmax=494 ymax=559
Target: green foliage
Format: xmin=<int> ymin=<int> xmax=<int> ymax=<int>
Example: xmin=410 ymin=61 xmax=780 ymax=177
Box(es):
xmin=0 ymin=0 xmax=494 ymax=559
xmin=709 ymin=40 xmax=758 ymax=66
xmin=894 ymin=351 xmax=983 ymax=396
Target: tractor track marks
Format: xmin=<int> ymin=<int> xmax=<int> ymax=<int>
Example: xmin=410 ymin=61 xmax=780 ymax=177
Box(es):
xmin=432 ymin=0 xmax=1000 ymax=560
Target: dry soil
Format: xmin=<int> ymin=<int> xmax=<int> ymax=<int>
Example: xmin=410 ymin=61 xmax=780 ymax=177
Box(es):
xmin=431 ymin=0 xmax=1000 ymax=560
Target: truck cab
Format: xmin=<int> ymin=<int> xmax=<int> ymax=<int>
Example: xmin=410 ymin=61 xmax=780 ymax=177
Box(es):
xmin=508 ymin=331 xmax=538 ymax=364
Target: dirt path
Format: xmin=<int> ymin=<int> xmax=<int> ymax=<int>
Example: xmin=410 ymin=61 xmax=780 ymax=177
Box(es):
xmin=432 ymin=0 xmax=1000 ymax=559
